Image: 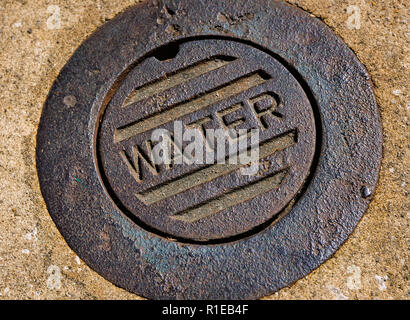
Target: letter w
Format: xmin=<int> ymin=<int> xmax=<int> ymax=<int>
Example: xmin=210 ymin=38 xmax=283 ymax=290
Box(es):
xmin=120 ymin=141 xmax=159 ymax=183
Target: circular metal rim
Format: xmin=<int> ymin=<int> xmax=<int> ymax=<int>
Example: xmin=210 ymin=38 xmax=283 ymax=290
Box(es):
xmin=36 ymin=0 xmax=382 ymax=299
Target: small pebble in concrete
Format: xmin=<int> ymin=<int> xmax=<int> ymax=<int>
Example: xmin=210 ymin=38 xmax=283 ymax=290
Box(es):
xmin=328 ymin=285 xmax=348 ymax=300
xmin=46 ymin=265 xmax=62 ymax=290
xmin=375 ymin=275 xmax=388 ymax=291
xmin=347 ymin=265 xmax=362 ymax=290
xmin=24 ymin=227 xmax=37 ymax=241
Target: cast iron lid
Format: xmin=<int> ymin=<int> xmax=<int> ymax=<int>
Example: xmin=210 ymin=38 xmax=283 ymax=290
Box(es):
xmin=36 ymin=0 xmax=382 ymax=299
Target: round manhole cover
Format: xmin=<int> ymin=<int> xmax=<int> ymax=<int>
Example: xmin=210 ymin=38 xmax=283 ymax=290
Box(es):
xmin=37 ymin=0 xmax=382 ymax=299
xmin=99 ymin=38 xmax=316 ymax=241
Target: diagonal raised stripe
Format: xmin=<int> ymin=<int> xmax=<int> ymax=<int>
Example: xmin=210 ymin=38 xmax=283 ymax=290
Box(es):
xmin=114 ymin=71 xmax=271 ymax=143
xmin=121 ymin=57 xmax=235 ymax=108
xmin=171 ymin=168 xmax=289 ymax=223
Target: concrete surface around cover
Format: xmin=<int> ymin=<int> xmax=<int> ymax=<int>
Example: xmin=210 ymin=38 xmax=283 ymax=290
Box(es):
xmin=0 ymin=0 xmax=408 ymax=299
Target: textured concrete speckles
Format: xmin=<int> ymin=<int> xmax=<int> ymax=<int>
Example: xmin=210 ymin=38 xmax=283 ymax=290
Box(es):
xmin=0 ymin=0 xmax=143 ymax=300
xmin=0 ymin=0 xmax=408 ymax=299
xmin=262 ymin=0 xmax=409 ymax=301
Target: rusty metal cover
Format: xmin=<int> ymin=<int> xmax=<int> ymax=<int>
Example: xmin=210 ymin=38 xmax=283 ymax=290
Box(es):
xmin=36 ymin=0 xmax=382 ymax=299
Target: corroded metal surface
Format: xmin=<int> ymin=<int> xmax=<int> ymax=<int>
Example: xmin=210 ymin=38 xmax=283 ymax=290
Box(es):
xmin=36 ymin=0 xmax=382 ymax=299
xmin=99 ymin=38 xmax=316 ymax=241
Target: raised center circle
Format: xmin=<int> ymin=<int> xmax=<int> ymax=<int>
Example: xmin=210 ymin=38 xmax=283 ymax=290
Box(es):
xmin=98 ymin=38 xmax=316 ymax=242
